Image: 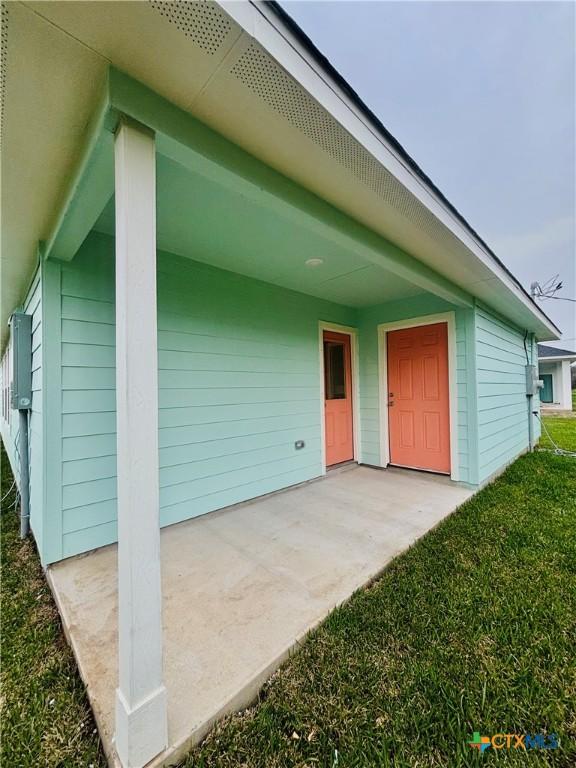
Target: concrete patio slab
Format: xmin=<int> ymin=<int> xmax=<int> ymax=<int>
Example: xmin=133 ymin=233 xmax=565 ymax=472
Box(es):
xmin=47 ymin=466 xmax=472 ymax=767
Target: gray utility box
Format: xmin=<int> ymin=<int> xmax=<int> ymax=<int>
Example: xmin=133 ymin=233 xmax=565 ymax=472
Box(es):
xmin=525 ymin=364 xmax=543 ymax=398
xmin=10 ymin=312 xmax=32 ymax=410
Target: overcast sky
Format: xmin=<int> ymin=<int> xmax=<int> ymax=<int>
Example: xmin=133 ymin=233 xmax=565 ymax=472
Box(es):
xmin=283 ymin=1 xmax=576 ymax=347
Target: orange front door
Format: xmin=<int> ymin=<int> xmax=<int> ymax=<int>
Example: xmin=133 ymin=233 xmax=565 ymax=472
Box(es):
xmin=387 ymin=323 xmax=450 ymax=474
xmin=324 ymin=331 xmax=354 ymax=466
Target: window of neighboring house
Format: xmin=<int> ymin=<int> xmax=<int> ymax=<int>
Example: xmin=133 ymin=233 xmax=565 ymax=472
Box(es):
xmin=1 ymin=342 xmax=11 ymax=424
xmin=540 ymin=373 xmax=553 ymax=403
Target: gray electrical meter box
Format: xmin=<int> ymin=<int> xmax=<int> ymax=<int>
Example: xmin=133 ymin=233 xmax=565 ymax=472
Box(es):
xmin=525 ymin=364 xmax=543 ymax=397
xmin=9 ymin=312 xmax=32 ymax=410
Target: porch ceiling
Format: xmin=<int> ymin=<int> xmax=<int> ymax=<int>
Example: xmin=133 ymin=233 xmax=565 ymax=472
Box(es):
xmin=1 ymin=2 xmax=108 ymax=346
xmin=94 ymin=153 xmax=424 ymax=308
xmin=3 ymin=1 xmax=560 ymax=350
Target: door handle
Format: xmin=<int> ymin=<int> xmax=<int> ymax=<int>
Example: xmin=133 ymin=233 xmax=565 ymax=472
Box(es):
xmin=388 ymin=400 xmax=394 ymax=407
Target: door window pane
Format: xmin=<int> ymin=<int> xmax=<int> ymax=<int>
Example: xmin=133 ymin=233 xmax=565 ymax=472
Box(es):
xmin=325 ymin=341 xmax=346 ymax=399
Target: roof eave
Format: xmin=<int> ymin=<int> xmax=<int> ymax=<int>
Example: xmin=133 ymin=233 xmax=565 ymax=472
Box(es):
xmin=539 ymin=356 xmax=576 ymax=362
xmin=253 ymin=1 xmax=561 ymax=339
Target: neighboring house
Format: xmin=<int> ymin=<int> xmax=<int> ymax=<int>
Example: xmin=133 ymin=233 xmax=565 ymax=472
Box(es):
xmin=0 ymin=2 xmax=562 ymax=767
xmin=538 ymin=344 xmax=576 ymax=410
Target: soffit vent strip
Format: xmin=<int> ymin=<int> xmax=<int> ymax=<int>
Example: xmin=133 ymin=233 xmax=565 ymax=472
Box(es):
xmin=149 ymin=0 xmax=232 ymax=55
xmin=1 ymin=2 xmax=8 ymax=147
xmin=230 ymin=42 xmax=467 ymax=264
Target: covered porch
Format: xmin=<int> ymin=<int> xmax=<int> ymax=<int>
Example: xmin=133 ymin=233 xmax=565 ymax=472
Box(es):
xmin=2 ymin=52 xmax=484 ymax=766
xmin=48 ymin=464 xmax=471 ymax=768
xmin=3 ymin=5 xmax=561 ymax=768
xmin=41 ymin=70 xmax=477 ymax=768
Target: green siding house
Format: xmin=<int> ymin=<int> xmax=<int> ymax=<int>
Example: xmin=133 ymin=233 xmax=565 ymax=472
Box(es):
xmin=537 ymin=344 xmax=576 ymax=410
xmin=0 ymin=2 xmax=560 ymax=767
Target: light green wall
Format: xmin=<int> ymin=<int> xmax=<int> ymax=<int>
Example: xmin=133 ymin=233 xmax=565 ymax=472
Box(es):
xmin=54 ymin=231 xmax=355 ymax=561
xmin=0 ymin=268 xmax=43 ymax=544
xmin=29 ymin=273 xmax=44 ymax=544
xmin=14 ymin=235 xmax=544 ymax=563
xmin=475 ymin=303 xmax=535 ymax=482
xmin=33 ymin=232 xmax=485 ymax=562
xmin=357 ymin=295 xmax=477 ymax=484
xmin=532 ymin=335 xmax=542 ymax=441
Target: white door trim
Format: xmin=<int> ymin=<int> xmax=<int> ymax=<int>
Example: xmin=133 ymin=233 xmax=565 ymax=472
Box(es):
xmin=318 ymin=322 xmax=360 ymax=474
xmin=377 ymin=312 xmax=459 ymax=482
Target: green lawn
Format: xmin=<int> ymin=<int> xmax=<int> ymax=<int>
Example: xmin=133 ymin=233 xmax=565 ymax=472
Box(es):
xmin=2 ymin=419 xmax=576 ymax=767
xmin=540 ymin=413 xmax=576 ymax=453
xmin=1 ymin=443 xmax=106 ymax=768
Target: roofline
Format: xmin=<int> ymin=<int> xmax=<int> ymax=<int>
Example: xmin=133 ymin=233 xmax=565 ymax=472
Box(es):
xmin=264 ymin=0 xmax=561 ymax=336
xmin=539 ymin=355 xmax=576 ymax=361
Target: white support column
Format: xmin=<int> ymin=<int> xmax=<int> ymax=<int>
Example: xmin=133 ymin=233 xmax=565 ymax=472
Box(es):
xmin=114 ymin=117 xmax=167 ymax=768
xmin=561 ymin=361 xmax=571 ymax=409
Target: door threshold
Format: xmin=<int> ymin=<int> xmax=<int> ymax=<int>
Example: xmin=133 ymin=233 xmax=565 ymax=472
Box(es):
xmin=326 ymin=460 xmax=357 ymax=472
xmin=388 ymin=463 xmax=450 ymax=477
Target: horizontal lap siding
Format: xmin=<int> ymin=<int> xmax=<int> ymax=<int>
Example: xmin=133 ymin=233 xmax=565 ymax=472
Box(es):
xmin=532 ymin=336 xmax=541 ymax=440
xmin=157 ymin=259 xmax=335 ymax=529
xmin=60 ymin=232 xmax=354 ymax=558
xmin=1 ymin=352 xmax=18 ymax=483
xmin=27 ymin=274 xmax=43 ymax=544
xmin=476 ymin=305 xmax=529 ymax=482
xmin=60 ymin=246 xmax=117 ymax=556
xmin=0 ymin=270 xmax=43 ymax=545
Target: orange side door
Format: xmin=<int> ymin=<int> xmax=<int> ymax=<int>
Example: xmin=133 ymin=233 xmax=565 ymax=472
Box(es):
xmin=324 ymin=331 xmax=354 ymax=466
xmin=387 ymin=323 xmax=450 ymax=474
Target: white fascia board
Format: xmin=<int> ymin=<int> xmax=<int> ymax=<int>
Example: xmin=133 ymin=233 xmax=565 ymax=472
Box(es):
xmin=539 ymin=356 xmax=576 ymax=362
xmin=218 ymin=1 xmax=559 ymax=339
